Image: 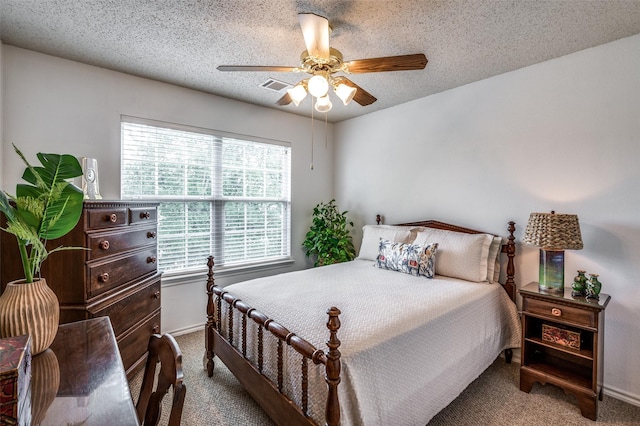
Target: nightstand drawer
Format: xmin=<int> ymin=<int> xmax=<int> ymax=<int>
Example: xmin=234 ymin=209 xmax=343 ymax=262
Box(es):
xmin=524 ymin=297 xmax=596 ymax=328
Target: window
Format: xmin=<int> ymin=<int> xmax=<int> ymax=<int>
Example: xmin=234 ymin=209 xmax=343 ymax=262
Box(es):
xmin=121 ymin=117 xmax=291 ymax=274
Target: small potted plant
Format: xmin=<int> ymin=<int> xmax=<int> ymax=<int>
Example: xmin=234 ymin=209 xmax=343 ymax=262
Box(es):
xmin=303 ymin=199 xmax=356 ymax=266
xmin=0 ymin=144 xmax=84 ymax=354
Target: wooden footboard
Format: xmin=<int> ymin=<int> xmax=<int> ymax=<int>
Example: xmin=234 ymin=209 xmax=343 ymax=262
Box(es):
xmin=205 ymin=256 xmax=341 ymax=426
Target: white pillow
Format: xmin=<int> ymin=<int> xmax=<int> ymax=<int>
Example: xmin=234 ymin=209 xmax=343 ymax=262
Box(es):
xmin=486 ymin=236 xmax=502 ymax=283
xmin=413 ymin=228 xmax=493 ymax=282
xmin=358 ymin=225 xmax=417 ymax=261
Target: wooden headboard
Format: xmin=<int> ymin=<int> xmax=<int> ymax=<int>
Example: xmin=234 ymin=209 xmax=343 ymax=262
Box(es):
xmin=376 ymin=215 xmax=517 ymax=302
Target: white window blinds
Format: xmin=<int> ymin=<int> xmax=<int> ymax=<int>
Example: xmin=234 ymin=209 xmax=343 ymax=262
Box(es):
xmin=121 ymin=118 xmax=291 ymax=273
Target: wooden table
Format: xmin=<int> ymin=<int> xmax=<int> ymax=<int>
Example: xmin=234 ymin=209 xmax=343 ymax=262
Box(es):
xmin=31 ymin=317 xmax=140 ymax=425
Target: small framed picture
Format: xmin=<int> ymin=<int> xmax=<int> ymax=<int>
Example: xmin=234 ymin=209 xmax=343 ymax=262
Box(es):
xmin=82 ymin=157 xmax=102 ymax=200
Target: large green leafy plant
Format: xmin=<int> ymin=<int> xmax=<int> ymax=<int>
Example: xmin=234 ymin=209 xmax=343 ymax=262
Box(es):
xmin=303 ymin=199 xmax=356 ymax=266
xmin=0 ymin=145 xmax=84 ymax=283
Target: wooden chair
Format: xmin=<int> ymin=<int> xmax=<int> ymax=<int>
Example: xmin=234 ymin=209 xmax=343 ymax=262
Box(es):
xmin=135 ymin=333 xmax=186 ymax=426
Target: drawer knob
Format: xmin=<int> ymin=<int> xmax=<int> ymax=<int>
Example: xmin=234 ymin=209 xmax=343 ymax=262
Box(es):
xmin=99 ymin=240 xmax=110 ymax=250
xmin=98 ymin=272 xmax=110 ymax=283
xmin=153 ymin=291 xmax=160 ymax=299
xmin=107 ymin=213 xmax=118 ymax=223
xmin=147 ymin=231 xmax=157 ymax=239
xmin=147 ymin=256 xmax=157 ymax=264
xmin=551 ymin=308 xmax=562 ymax=317
xmin=152 ymin=324 xmax=160 ymax=333
xmin=140 ymin=211 xmax=151 ymax=219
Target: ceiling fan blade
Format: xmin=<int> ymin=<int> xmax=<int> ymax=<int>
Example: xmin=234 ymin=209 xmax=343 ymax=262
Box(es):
xmin=298 ymin=13 xmax=330 ymax=60
xmin=344 ymin=53 xmax=427 ymax=73
xmin=340 ymin=78 xmax=377 ymax=106
xmin=275 ymin=92 xmax=292 ymax=106
xmin=217 ymin=65 xmax=298 ymax=72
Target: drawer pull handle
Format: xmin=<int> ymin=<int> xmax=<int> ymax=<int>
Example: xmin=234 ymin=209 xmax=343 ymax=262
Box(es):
xmin=99 ymin=240 xmax=110 ymax=250
xmin=551 ymin=308 xmax=562 ymax=317
xmin=152 ymin=324 xmax=160 ymax=333
xmin=107 ymin=213 xmax=117 ymax=223
xmin=153 ymin=291 xmax=160 ymax=299
xmin=98 ymin=272 xmax=110 ymax=283
xmin=147 ymin=231 xmax=157 ymax=239
xmin=147 ymin=256 xmax=157 ymax=264
xmin=140 ymin=211 xmax=151 ymax=219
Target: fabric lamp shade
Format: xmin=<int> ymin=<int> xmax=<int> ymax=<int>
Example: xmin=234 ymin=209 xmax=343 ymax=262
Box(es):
xmin=523 ymin=211 xmax=583 ymax=294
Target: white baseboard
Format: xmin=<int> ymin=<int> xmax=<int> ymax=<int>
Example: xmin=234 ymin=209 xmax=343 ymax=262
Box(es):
xmin=166 ymin=322 xmax=205 ymax=337
xmin=604 ymin=385 xmax=640 ymax=408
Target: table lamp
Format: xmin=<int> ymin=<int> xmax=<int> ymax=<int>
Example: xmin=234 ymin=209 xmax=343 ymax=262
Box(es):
xmin=523 ymin=211 xmax=583 ymax=294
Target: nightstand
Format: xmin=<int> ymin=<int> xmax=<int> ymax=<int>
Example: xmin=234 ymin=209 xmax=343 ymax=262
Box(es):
xmin=519 ymin=282 xmax=610 ymax=420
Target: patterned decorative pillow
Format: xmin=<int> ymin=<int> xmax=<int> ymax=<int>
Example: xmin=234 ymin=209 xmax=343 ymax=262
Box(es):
xmin=376 ymin=239 xmax=438 ymax=278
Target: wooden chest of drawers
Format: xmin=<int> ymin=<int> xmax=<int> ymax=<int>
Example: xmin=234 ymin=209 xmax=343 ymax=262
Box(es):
xmin=1 ymin=201 xmax=161 ymax=378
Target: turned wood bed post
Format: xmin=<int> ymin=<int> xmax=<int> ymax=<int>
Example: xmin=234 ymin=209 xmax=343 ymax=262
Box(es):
xmin=504 ymin=221 xmax=517 ymax=302
xmin=503 ymin=221 xmax=516 ymax=364
xmin=205 ymin=255 xmax=216 ymax=376
xmin=323 ymin=307 xmax=342 ymax=426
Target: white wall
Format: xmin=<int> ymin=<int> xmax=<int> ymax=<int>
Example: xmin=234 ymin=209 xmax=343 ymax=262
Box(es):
xmin=1 ymin=45 xmax=334 ymax=335
xmin=335 ymin=33 xmax=640 ymax=404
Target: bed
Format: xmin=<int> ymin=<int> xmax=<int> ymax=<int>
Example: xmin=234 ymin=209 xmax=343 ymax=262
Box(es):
xmin=205 ymin=218 xmax=520 ymax=425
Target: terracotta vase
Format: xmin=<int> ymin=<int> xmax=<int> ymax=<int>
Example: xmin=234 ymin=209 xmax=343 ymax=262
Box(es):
xmin=0 ymin=278 xmax=60 ymax=355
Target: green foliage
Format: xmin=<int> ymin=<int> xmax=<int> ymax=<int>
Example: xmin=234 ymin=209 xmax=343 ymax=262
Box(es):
xmin=0 ymin=145 xmax=84 ymax=282
xmin=303 ymin=199 xmax=356 ymax=267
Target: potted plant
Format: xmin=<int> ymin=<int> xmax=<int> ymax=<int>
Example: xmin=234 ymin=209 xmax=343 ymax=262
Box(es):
xmin=0 ymin=144 xmax=84 ymax=354
xmin=303 ymin=199 xmax=356 ymax=266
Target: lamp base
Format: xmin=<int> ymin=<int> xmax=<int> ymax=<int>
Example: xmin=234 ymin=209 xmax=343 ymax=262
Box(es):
xmin=538 ymin=249 xmax=565 ymax=294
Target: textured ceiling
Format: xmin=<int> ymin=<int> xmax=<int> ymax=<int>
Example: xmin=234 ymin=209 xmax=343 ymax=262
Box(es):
xmin=1 ymin=0 xmax=640 ymax=123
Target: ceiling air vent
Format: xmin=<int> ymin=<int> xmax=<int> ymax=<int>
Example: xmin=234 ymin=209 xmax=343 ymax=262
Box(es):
xmin=260 ymin=78 xmax=292 ymax=92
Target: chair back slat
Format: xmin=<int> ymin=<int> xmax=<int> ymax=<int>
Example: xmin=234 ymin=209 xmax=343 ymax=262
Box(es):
xmin=136 ymin=333 xmax=186 ymax=426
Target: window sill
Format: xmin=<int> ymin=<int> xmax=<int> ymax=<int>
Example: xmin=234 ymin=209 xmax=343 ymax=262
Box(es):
xmin=160 ymin=258 xmax=296 ymax=287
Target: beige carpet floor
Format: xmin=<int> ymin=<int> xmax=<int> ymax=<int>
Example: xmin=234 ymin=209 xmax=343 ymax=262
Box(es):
xmin=130 ymin=329 xmax=640 ymax=425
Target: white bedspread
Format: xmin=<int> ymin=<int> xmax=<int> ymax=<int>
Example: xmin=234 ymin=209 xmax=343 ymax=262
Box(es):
xmin=220 ymin=259 xmax=521 ymax=425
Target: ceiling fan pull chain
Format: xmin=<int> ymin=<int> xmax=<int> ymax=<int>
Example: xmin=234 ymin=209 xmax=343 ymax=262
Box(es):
xmin=325 ymin=111 xmax=328 ymax=150
xmin=310 ymin=100 xmax=314 ymax=170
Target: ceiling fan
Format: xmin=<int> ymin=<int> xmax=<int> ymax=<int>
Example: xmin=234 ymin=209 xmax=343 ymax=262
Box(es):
xmin=217 ymin=13 xmax=428 ymax=112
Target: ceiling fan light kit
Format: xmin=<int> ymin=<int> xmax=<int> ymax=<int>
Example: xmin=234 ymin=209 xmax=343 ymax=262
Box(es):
xmin=218 ymin=13 xmax=427 ymax=113
xmin=308 ymin=74 xmax=330 ymax=98
xmin=334 ymin=80 xmax=357 ymax=105
xmin=287 ymin=82 xmax=308 ymax=106
xmin=315 ymin=94 xmax=332 ymax=112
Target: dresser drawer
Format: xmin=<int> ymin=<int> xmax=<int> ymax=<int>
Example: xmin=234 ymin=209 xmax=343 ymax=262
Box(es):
xmin=524 ymin=297 xmax=596 ymax=328
xmin=129 ymin=206 xmax=157 ymax=225
xmin=118 ymin=311 xmax=161 ymax=373
xmin=88 ymin=248 xmax=158 ymax=299
xmin=88 ymin=226 xmax=157 ymax=259
xmin=91 ymin=275 xmax=161 ymax=336
xmin=87 ymin=208 xmax=128 ymax=229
